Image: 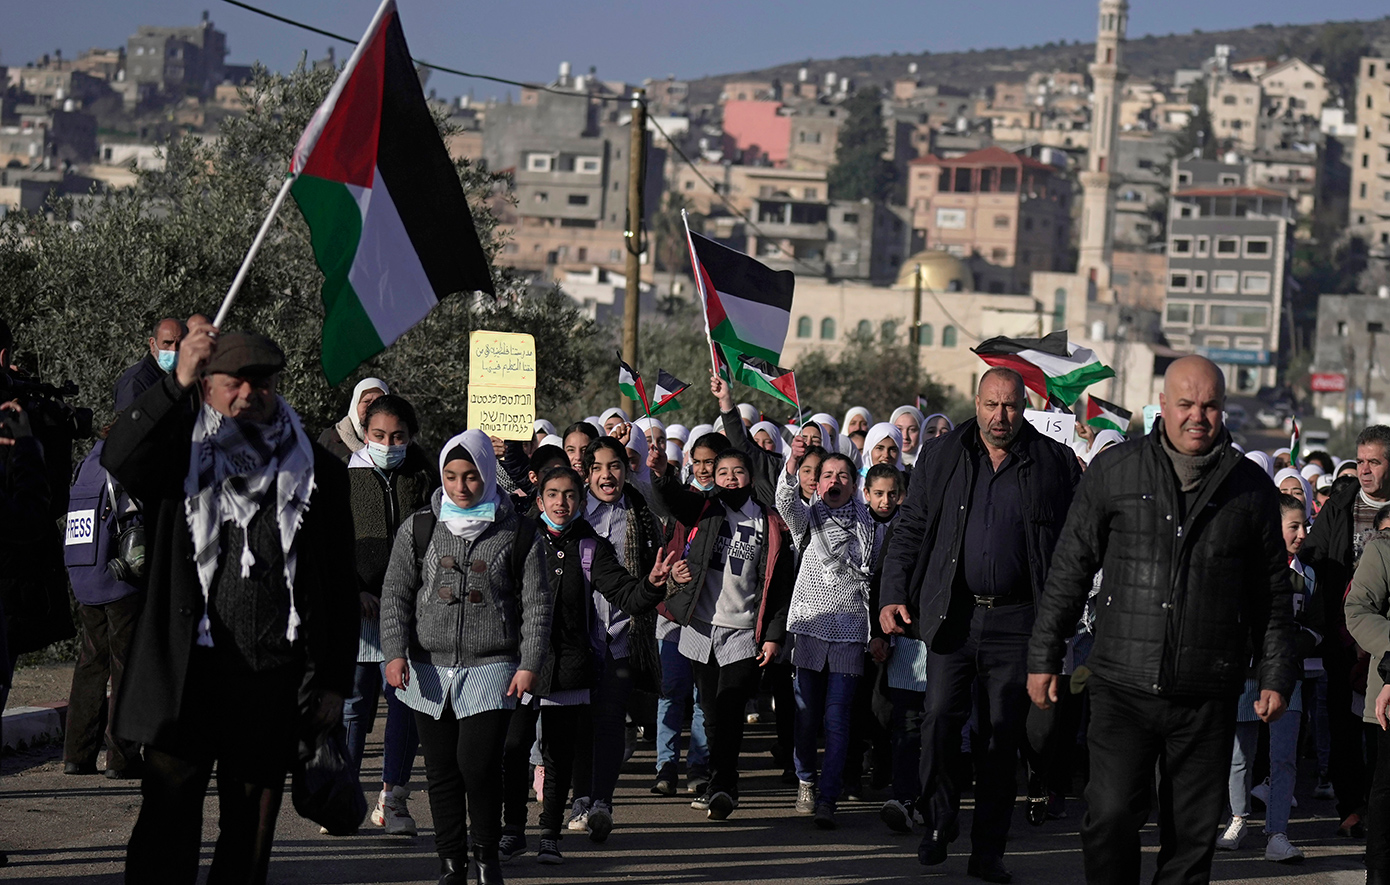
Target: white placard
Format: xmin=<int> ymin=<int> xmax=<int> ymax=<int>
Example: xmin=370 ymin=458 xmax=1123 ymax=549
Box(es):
xmin=1024 ymin=409 xmax=1077 ymax=445
xmin=65 ymin=509 xmax=95 ymax=546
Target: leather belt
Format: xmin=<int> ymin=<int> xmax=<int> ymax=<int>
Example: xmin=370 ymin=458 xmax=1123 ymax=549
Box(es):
xmin=973 ymin=595 xmax=1030 ymax=608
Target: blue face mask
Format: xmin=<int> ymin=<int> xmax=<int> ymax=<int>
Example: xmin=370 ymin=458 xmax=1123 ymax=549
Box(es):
xmin=366 ymin=440 xmax=407 ymax=471
xmin=540 ymin=509 xmax=569 ymax=531
xmin=440 ymin=497 xmax=496 ymax=523
xmin=156 ymin=349 xmax=178 ymax=372
xmin=692 ymin=478 xmax=714 ymax=491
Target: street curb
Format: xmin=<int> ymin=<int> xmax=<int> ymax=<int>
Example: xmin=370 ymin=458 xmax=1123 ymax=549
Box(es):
xmin=2 ymin=701 xmax=67 ymax=751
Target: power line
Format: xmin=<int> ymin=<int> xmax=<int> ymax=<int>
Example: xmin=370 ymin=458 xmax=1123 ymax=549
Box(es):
xmin=921 ymin=284 xmax=982 ymax=341
xmin=219 ymin=0 xmax=632 ymax=103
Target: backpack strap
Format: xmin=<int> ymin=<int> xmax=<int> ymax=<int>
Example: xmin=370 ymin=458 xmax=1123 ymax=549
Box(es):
xmin=412 ymin=509 xmax=436 ymax=576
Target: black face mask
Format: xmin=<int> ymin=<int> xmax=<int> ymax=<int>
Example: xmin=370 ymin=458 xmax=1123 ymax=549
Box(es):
xmin=718 ymin=484 xmax=752 ymax=510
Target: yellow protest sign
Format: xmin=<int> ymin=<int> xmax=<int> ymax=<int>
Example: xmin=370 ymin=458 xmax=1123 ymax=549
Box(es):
xmin=469 ymin=331 xmax=536 ymax=388
xmin=467 ymin=331 xmax=536 ymax=440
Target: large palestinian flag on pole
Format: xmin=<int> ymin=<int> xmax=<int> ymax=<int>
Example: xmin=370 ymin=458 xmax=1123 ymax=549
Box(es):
xmin=971 ymin=330 xmax=1114 ymax=406
xmin=684 ymin=215 xmax=794 ymax=364
xmin=290 ymin=0 xmax=494 ymax=384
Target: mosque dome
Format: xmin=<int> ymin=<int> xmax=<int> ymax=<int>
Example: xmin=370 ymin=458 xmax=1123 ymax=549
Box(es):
xmin=894 ymin=250 xmax=974 ymax=293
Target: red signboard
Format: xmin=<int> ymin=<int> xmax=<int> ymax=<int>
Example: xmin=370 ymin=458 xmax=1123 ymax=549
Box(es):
xmin=1310 ymin=373 xmax=1347 ymax=392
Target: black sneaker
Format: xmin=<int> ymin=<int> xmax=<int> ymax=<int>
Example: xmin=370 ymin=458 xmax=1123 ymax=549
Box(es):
xmin=813 ymin=800 xmax=838 ymax=830
xmin=497 ymin=829 xmax=526 ymax=862
xmin=706 ymin=791 xmax=737 ymax=820
xmin=536 ymin=835 xmax=563 ymax=865
xmin=690 ymin=788 xmax=713 ymax=811
xmin=63 ymin=761 xmax=98 ymax=776
xmin=652 ymin=763 xmax=678 ymax=796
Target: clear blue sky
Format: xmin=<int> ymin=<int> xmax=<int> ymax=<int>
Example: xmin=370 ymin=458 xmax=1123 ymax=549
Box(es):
xmin=2 ymin=0 xmax=1386 ymax=101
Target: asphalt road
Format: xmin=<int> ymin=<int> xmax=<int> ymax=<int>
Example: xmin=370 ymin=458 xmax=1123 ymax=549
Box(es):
xmin=0 ymin=706 xmax=1373 ymax=885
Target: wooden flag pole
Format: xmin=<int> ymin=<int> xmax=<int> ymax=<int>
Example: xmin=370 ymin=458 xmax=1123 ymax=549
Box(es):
xmin=213 ymin=174 xmax=296 ymax=328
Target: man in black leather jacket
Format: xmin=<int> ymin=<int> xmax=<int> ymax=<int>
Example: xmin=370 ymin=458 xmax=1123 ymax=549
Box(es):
xmin=879 ymin=367 xmax=1080 ymax=883
xmin=1028 ymin=356 xmax=1298 ymax=885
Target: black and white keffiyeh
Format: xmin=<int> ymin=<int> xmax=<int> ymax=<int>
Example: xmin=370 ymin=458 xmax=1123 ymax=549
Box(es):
xmin=184 ymin=397 xmax=315 ymax=648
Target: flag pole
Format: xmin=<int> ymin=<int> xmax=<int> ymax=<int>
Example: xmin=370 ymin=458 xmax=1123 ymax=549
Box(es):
xmin=213 ymin=174 xmax=296 ymax=328
xmin=682 ymin=209 xmax=720 ymax=378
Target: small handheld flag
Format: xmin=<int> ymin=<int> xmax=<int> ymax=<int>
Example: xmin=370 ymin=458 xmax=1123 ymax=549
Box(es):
xmin=651 ymin=369 xmax=689 ymax=415
xmin=1085 ymin=396 xmax=1132 ymax=433
xmin=733 ymin=351 xmax=800 ymax=410
xmin=916 ymin=394 xmax=930 ymax=413
xmin=616 ymin=352 xmax=651 ymax=417
xmin=1290 ymin=415 xmax=1301 ymax=465
xmin=1045 ymin=394 xmax=1073 ymax=415
xmin=971 ymin=331 xmax=1114 ymax=405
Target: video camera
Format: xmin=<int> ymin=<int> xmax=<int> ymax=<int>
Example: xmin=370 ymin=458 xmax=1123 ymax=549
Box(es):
xmin=0 ymin=373 xmax=94 ymax=442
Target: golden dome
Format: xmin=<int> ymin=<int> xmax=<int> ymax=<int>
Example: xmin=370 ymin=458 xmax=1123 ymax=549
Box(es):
xmin=894 ymin=250 xmax=974 ymax=293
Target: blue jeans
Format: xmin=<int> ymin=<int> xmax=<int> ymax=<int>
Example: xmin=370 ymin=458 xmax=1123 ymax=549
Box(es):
xmin=793 ymin=666 xmax=859 ymax=804
xmin=344 ymin=661 xmax=419 ymax=786
xmin=657 ymin=639 xmax=709 ymax=772
xmin=1229 ymin=708 xmax=1301 ymax=833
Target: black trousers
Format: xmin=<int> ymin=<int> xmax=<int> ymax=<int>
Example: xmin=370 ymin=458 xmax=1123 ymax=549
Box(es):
xmin=416 ymin=706 xmax=511 ymax=858
xmin=502 ymin=702 xmax=594 ymax=834
xmin=64 ymin=594 xmax=144 ymax=772
xmin=1370 ymin=723 xmax=1390 ymax=874
xmin=919 ymin=601 xmax=1032 ymax=859
xmin=1023 ymin=674 xmax=1080 ymax=798
xmin=125 ymin=657 xmax=300 ymax=885
xmin=1326 ymin=648 xmax=1369 ymax=819
xmin=692 ymin=654 xmax=762 ymax=798
xmin=1082 ymin=676 xmax=1237 ymax=885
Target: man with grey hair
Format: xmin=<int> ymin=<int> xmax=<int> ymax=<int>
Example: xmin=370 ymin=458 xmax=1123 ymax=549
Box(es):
xmin=879 ymin=367 xmax=1081 ymax=882
xmin=115 ymin=317 xmax=185 ymax=412
xmin=1300 ymin=422 xmax=1390 ymax=839
xmin=1029 ymin=355 xmax=1298 ymax=884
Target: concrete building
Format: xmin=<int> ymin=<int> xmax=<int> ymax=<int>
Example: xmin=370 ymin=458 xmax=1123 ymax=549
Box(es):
xmin=1259 ymin=58 xmax=1330 ymax=121
xmin=722 ymin=100 xmax=790 ymax=166
xmin=1209 ymin=77 xmax=1264 ymax=152
xmin=905 ymin=146 xmax=1072 ymax=293
xmin=1161 ymin=159 xmax=1293 ymax=392
xmin=483 ymin=78 xmax=663 ymax=280
xmin=1112 ymin=132 xmax=1175 ymax=246
xmin=1309 ymin=290 xmax=1390 ymax=426
xmin=125 ymin=12 xmax=227 ymax=98
xmin=1349 ymin=57 xmax=1390 ymax=260
xmin=786 ymin=103 xmax=842 ymax=172
xmin=9 ymin=63 xmax=110 ymax=109
xmin=1078 ymin=0 xmax=1127 ymax=290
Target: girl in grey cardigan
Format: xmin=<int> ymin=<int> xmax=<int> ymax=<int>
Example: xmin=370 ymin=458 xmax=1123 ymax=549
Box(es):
xmin=382 ymin=429 xmax=552 ymax=885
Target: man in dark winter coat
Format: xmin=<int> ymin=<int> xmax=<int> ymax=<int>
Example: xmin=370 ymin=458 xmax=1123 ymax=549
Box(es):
xmin=1299 ymin=423 xmax=1390 ymax=836
xmin=114 ymin=317 xmax=184 ymax=412
xmin=103 ymin=317 xmax=357 ymax=885
xmin=1028 ymin=355 xmax=1299 ymax=885
xmin=879 ymin=367 xmax=1080 ymax=883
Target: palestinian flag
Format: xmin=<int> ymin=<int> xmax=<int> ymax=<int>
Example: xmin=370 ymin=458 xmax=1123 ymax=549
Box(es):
xmin=733 ymin=351 xmax=799 ymax=409
xmin=289 ymin=0 xmax=493 ymax=384
xmin=1085 ymin=395 xmax=1132 ymax=433
xmin=650 ymin=369 xmax=688 ymax=415
xmin=1046 ymin=394 xmax=1073 ymax=415
xmin=617 ymin=353 xmax=651 ymax=416
xmin=971 ymin=330 xmax=1114 ymax=406
xmin=684 ymin=213 xmax=794 ymax=364
xmin=1290 ymin=415 xmax=1301 ymax=464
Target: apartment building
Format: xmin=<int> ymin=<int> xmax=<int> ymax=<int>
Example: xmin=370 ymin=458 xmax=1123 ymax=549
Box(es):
xmin=905 ymin=146 xmax=1072 ymax=293
xmin=126 ymin=12 xmax=227 ymax=97
xmin=1209 ymin=77 xmax=1264 ymax=152
xmin=1162 ymin=159 xmax=1292 ymax=392
xmin=1350 ymin=56 xmax=1390 ymax=259
xmin=1260 ymin=58 xmax=1330 ymax=120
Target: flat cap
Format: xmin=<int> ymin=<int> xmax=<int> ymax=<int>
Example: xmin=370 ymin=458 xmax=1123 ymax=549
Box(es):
xmin=203 ymin=331 xmax=285 ymax=378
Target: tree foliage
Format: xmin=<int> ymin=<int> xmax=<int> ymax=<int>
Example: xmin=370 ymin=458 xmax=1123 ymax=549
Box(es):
xmin=827 ymin=88 xmax=896 ymax=202
xmin=0 ymin=63 xmax=603 ymax=450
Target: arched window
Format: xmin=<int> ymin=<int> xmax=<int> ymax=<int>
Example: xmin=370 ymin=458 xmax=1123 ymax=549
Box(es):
xmin=918 ymin=323 xmax=934 ymax=346
xmin=1053 ymin=287 xmax=1067 ymax=328
xmin=881 ymin=320 xmax=897 ymax=341
xmin=856 ymin=319 xmax=873 ymax=339
xmin=820 ymin=318 xmax=837 ymax=340
xmin=942 ymin=325 xmax=957 ymax=348
xmin=796 ymin=316 xmax=812 ymax=338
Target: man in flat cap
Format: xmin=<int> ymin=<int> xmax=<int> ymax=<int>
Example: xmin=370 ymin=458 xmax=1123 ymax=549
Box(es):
xmin=103 ymin=316 xmax=357 ymax=884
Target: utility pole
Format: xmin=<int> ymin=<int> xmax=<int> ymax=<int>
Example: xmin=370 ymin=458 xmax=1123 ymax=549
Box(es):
xmin=619 ymin=87 xmax=647 ymax=417
xmin=1368 ymin=322 xmax=1383 ymax=422
xmin=911 ymin=263 xmax=922 ymax=387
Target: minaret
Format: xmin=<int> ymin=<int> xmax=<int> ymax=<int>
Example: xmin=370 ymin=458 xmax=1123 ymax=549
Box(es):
xmin=1078 ymin=0 xmax=1127 ymax=292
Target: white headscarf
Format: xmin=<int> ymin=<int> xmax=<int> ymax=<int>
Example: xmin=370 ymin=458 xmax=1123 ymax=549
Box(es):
xmin=437 ymin=429 xmax=501 ymax=540
xmin=843 ymin=406 xmax=873 ymax=432
xmin=810 ymin=412 xmax=841 ymax=438
xmin=1245 ymin=451 xmax=1274 ymax=478
xmin=1272 ymin=446 xmax=1292 ymax=463
xmin=625 ymin=423 xmax=652 ymax=486
xmin=599 ymin=407 xmax=630 ymax=431
xmin=539 ymin=433 xmax=562 ymax=449
xmin=665 ymin=439 xmax=685 ymax=465
xmin=348 ymin=377 xmax=389 ymax=439
xmin=665 ymin=423 xmax=690 ymax=445
xmin=1273 ymin=467 xmax=1314 ymax=520
xmin=861 ymin=422 xmax=905 ymax=471
xmin=533 ymin=418 xmax=557 ymax=439
xmin=1301 ymin=463 xmax=1326 ymax=482
xmin=634 ymin=416 xmax=664 ymax=435
xmin=749 ymin=420 xmax=786 ymax=456
xmin=736 ymin=403 xmax=759 ymax=426
xmin=1084 ymin=429 xmax=1126 ymax=465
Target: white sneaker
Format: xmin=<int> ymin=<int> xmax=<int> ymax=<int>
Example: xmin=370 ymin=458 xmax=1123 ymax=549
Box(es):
xmin=1217 ymin=816 xmax=1248 ymax=850
xmin=370 ymin=786 xmax=418 ymax=836
xmin=566 ymin=797 xmax=591 ymax=832
xmin=1264 ymin=832 xmax=1303 ymax=863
